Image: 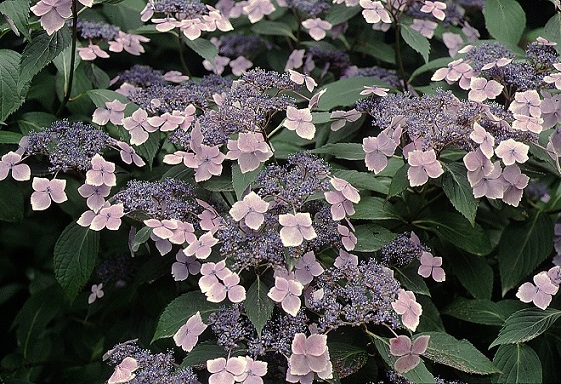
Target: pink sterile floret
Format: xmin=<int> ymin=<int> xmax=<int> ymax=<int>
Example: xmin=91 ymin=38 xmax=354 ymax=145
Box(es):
xmin=294 ymin=252 xmax=324 ymax=285
xmin=432 ymin=59 xmax=472 ymax=84
xmin=337 ymin=224 xmax=357 ymax=251
xmin=225 ymin=132 xmax=273 ymax=173
xmin=116 ymin=141 xmax=146 ymax=167
xmin=360 ymin=0 xmax=391 ymax=24
xmin=86 ymin=154 xmax=116 ymax=186
xmin=122 ymin=109 xmax=159 ymax=145
xmin=301 ymin=18 xmax=332 ymax=41
xmin=279 ymin=212 xmax=317 ymax=247
xmin=407 ymin=149 xmax=444 ymax=187
xmin=171 ymin=250 xmax=201 ymax=281
xmin=334 ymin=249 xmax=359 ymax=269
xmin=286 ymin=333 xmax=333 ymax=382
xmin=199 ymin=260 xmax=232 ymax=294
xmin=268 ymin=275 xmax=304 ymax=316
xmin=500 ymin=164 xmax=530 ymax=207
xmin=205 ymin=272 xmax=246 ymax=303
xmin=184 ymin=231 xmax=218 ymax=259
xmin=88 ymin=283 xmax=104 ymax=304
xmin=229 ymin=191 xmax=270 ymax=230
xmin=391 ymin=289 xmax=423 ymax=331
xmin=144 ymin=218 xmax=178 ymax=240
xmin=289 ymin=70 xmax=317 ymax=92
xmin=516 ymin=271 xmax=559 ymax=310
xmin=494 ymin=139 xmax=529 ymax=166
xmin=173 ymin=311 xmax=207 ymax=352
xmin=31 ymin=177 xmax=68 ymax=211
xmin=207 ymin=357 xmax=247 ymax=384
xmin=417 ymin=251 xmax=446 ymax=282
xmin=389 ymin=335 xmax=430 ymax=374
xmin=469 ymin=122 xmax=495 ymax=159
xmin=509 ymin=90 xmax=542 ymax=118
xmin=420 ymin=1 xmax=447 ymax=20
xmin=31 ymin=0 xmax=72 ymax=35
xmin=363 ymin=133 xmax=398 ymax=174
xmin=234 ymin=356 xmax=268 ymax=384
xmin=108 ymin=357 xmax=138 ymax=384
xmin=0 ymin=151 xmax=31 ymax=181
xmin=468 ymin=78 xmax=503 ymax=102
xmin=283 ymin=107 xmax=316 ymax=140
xmin=78 ymin=44 xmax=109 ymax=61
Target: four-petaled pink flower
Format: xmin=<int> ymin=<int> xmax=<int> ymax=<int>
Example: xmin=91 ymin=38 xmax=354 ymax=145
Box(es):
xmin=512 ymin=114 xmax=543 ymax=134
xmin=494 ymin=139 xmax=529 ymax=166
xmin=501 ymin=164 xmax=530 ymax=207
xmin=31 ymin=0 xmax=72 ymax=35
xmin=78 ymin=183 xmax=111 ymax=211
xmin=185 ymin=232 xmax=219 ymax=259
xmin=334 ymin=249 xmax=359 ymax=269
xmin=122 ymin=109 xmax=159 ymax=145
xmin=283 ymin=106 xmax=316 ymax=140
xmin=225 ymin=132 xmax=273 ymax=173
xmin=199 ymin=260 xmax=232 ymax=293
xmin=294 ymin=252 xmax=324 ymax=285
xmin=289 ymin=70 xmax=317 ymax=92
xmin=88 ymin=283 xmax=104 ymax=304
xmin=108 ymin=357 xmax=138 ymax=384
xmin=470 ymin=122 xmax=495 ymax=158
xmin=509 ymin=90 xmax=542 ymax=118
xmin=229 ymin=191 xmax=270 ymax=230
xmin=432 ymin=59 xmax=473 ymax=84
xmin=116 ymin=141 xmax=146 ymax=167
xmin=206 ymin=272 xmax=246 ymax=303
xmin=470 ymin=161 xmax=505 ymax=199
xmin=169 ymin=221 xmax=196 ymax=245
xmin=148 ymin=112 xmax=185 ymax=132
xmin=242 ymin=0 xmax=276 ymax=23
xmin=144 ymin=218 xmax=178 ymax=240
xmin=93 ymin=99 xmax=126 ymax=126
xmin=86 ymin=154 xmax=116 ymax=186
xmin=234 ymin=356 xmax=268 ymax=384
xmin=279 ymin=212 xmax=317 ymax=247
xmin=410 ymin=19 xmax=438 ymax=39
xmin=417 ymin=252 xmax=446 ymax=282
xmin=363 ymin=133 xmax=398 ymax=174
xmin=301 ymin=18 xmax=332 ymax=41
xmin=468 ymin=77 xmax=503 ymax=102
xmin=542 ymin=92 xmax=561 ymax=129
xmin=330 ymin=109 xmax=361 ymax=131
xmin=360 ymin=0 xmax=391 ymax=24
xmin=391 ymin=289 xmax=423 ymax=331
xmin=31 ymin=177 xmax=68 ymax=211
xmin=337 ymin=225 xmax=358 ymax=251
xmin=172 ymin=250 xmax=201 ymax=281
xmin=464 ymin=149 xmax=495 ymax=183
xmin=89 ymin=204 xmax=125 ymax=231
xmin=407 ymin=149 xmax=444 ymax=187
xmin=108 ymin=32 xmax=149 ymax=55
xmin=517 ymin=271 xmax=559 ymax=310
xmin=360 ymin=85 xmax=389 ymax=96
xmin=389 ymin=335 xmax=430 ymax=374
xmin=78 ymin=44 xmax=109 ymax=61
xmin=268 ymin=275 xmax=304 ymax=316
xmin=207 ymin=357 xmax=247 ymax=384
xmin=324 ymin=178 xmax=360 ymax=220
xmin=286 ymin=333 xmax=333 ymax=382
xmin=420 ymin=1 xmax=447 ymax=20
xmin=0 ymin=151 xmax=31 ymax=181
xmin=193 ymin=144 xmax=226 ymax=182
xmin=173 ymin=311 xmax=207 ymax=352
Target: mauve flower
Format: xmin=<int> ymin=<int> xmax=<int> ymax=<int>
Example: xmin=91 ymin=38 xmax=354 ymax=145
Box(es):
xmin=90 ymin=204 xmax=125 ymax=231
xmin=464 ymin=149 xmax=494 ymax=182
xmin=432 ymin=59 xmax=472 ymax=83
xmin=501 ymin=164 xmax=529 ymax=207
xmin=108 ymin=32 xmax=149 ymax=55
xmin=144 ymin=218 xmax=178 ymax=240
xmin=294 ymin=252 xmax=324 ymax=285
xmin=391 ymin=289 xmax=423 ymax=331
xmin=470 ymin=161 xmax=505 ymax=199
xmin=324 ymin=190 xmax=356 ymax=220
xmin=543 ymin=63 xmax=561 ymax=89
xmin=417 ymin=252 xmax=446 ymax=282
xmin=153 ymin=16 xmax=180 ymax=32
xmin=420 ymin=0 xmax=446 ymax=20
xmin=31 ymin=0 xmax=72 ymax=35
xmin=0 ymin=151 xmax=30 ymax=181
xmin=203 ymin=6 xmax=234 ymax=32
xmin=170 ymin=221 xmax=197 ymax=245
xmin=283 ymin=107 xmax=316 ymax=140
xmin=30 ymin=177 xmax=67 ymax=211
xmin=301 ymin=18 xmax=332 ymax=41
xmin=172 ymin=250 xmax=201 ymax=281
xmin=225 ymin=132 xmax=272 ymax=173
xmin=116 ymin=141 xmax=145 ymax=167
xmin=468 ymin=78 xmax=503 ymax=102
xmin=363 ymin=133 xmax=398 ymax=174
xmin=173 ymin=311 xmax=207 ymax=352
xmin=407 ymin=149 xmax=444 ymax=187
xmin=410 ymin=19 xmax=438 ymax=39
xmin=308 ymin=89 xmax=326 ymax=110
xmin=206 ymin=272 xmax=246 ymax=303
xmin=334 ymin=249 xmax=359 ymax=269
xmin=86 ymin=154 xmax=116 ymax=187
xmin=337 ymin=225 xmax=357 ymax=251
xmin=517 ymin=271 xmax=559 ymax=310
xmin=289 ymin=70 xmax=317 ymax=92
xmin=230 ymin=56 xmax=253 ymax=76
xmin=193 ymin=144 xmax=226 ymax=182
xmin=495 ymin=139 xmax=529 ymax=166
xmin=509 ymin=90 xmax=542 ymax=118
xmin=287 ymin=333 xmax=333 ymax=380
xmin=93 ymin=100 xmax=126 ymax=126
xmin=470 ymin=122 xmax=495 ymax=158
xmin=285 ymin=49 xmax=306 ymax=71
xmin=122 ymin=109 xmax=159 ymax=145
xmin=539 ymin=92 xmax=561 ymax=129
xmin=88 ymin=283 xmax=104 ymax=304
xmin=360 ymin=0 xmax=391 ymax=24
xmin=163 ymin=71 xmax=189 ymax=83
xmin=242 ymin=0 xmax=275 ymax=23
xmin=360 ymin=85 xmax=388 ymax=96
xmin=78 ymin=44 xmax=109 ymax=61
xmin=148 ymin=112 xmax=185 ymax=132
xmin=442 ymin=32 xmax=464 ymax=56
xmin=481 ymin=57 xmax=512 ymax=71
xmin=268 ymin=275 xmax=304 ymax=316
xmin=234 ymin=356 xmax=268 ymax=384
xmin=279 ymin=212 xmax=317 ymax=247
xmin=208 ymin=357 xmax=247 ymax=384
xmin=185 ymin=232 xmax=218 ymax=259
xmin=230 ymin=191 xmax=269 ymax=230
xmin=199 ymin=260 xmax=232 ymax=293
xmin=197 ymin=198 xmax=223 ymax=232
xmin=108 ymin=357 xmax=138 ymax=384
xmin=179 ymin=18 xmax=205 ymax=40
xmin=151 ymin=232 xmax=172 ymax=255
xmin=512 ymin=114 xmax=543 ymax=134
xmin=330 ymin=109 xmax=361 ymax=131
xmin=389 ymin=335 xmax=430 ymax=374
xmin=78 ymin=183 xmax=109 ymax=215
xmin=547 ymin=266 xmax=561 ymax=286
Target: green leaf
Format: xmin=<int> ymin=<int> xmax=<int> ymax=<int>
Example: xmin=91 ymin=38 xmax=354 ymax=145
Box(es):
xmin=352 ymin=196 xmax=402 ymax=221
xmin=373 ymin=338 xmax=436 ymax=383
xmin=415 ymin=212 xmax=492 ymax=256
xmin=232 ymin=163 xmax=262 ymax=200
xmin=180 ymin=342 xmax=228 ymax=368
xmin=311 ymin=143 xmax=365 ymax=160
xmin=448 ymin=251 xmax=493 ymax=300
xmin=0 ymin=180 xmax=24 ymax=222
xmin=53 ymin=222 xmax=100 ymax=302
xmin=388 ymin=163 xmax=409 ymax=197
xmin=490 ymin=308 xmax=561 ymax=348
xmin=184 ymin=38 xmax=218 ymax=63
xmin=421 ymin=331 xmax=499 ymax=374
xmin=443 ymin=299 xmax=523 ymax=327
xmin=17 ymin=111 xmax=57 ymax=134
xmin=498 ymin=212 xmax=553 ymax=295
xmin=134 ymin=132 xmax=160 ymax=167
xmin=0 ymin=0 xmax=31 ymax=40
xmin=492 ymin=344 xmax=542 ymax=384
xmin=332 ymin=169 xmax=389 ymax=195
xmin=409 ymin=57 xmax=453 ymax=82
xmin=317 ymin=76 xmax=393 ymax=111
xmin=0 ymin=131 xmax=22 ymax=144
xmin=354 ymin=37 xmax=396 ymax=65
xmin=87 ymin=89 xmax=137 ymax=113
xmin=133 ymin=226 xmax=152 ymax=248
xmin=395 ymin=263 xmax=431 ymax=297
xmin=20 ymin=28 xmax=72 ymax=86
xmin=483 ymin=0 xmax=526 ymax=46
xmin=324 ymin=3 xmax=361 ymax=25
xmin=251 ymin=20 xmax=295 ymax=40
xmin=417 ymin=295 xmax=445 ymax=331
xmin=442 ymin=162 xmax=478 ymax=226
xmin=401 ymin=24 xmax=430 ymax=63
xmin=328 ymin=342 xmax=369 ymax=379
xmin=84 ymin=63 xmax=111 ymax=89
xmin=0 ymin=49 xmax=26 ymax=122
xmin=354 ymin=224 xmax=397 ymax=253
xmin=53 ymin=43 xmax=81 ymax=96
xmin=544 ymin=13 xmax=561 ymax=53
xmin=152 ymin=292 xmax=221 ymax=342
xmin=245 ymin=277 xmax=275 ymax=336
